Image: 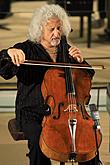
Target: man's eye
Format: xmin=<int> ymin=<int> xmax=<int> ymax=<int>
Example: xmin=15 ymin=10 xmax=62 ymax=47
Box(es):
xmin=49 ymin=28 xmax=54 ymax=32
xmin=48 ymin=27 xmax=62 ymax=32
xmin=57 ymin=27 xmax=62 ymax=31
xmin=52 ymin=28 xmax=55 ymax=31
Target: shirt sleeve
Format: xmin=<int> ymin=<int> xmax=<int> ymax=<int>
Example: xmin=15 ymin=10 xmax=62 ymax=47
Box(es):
xmin=0 ymin=49 xmax=18 ymax=79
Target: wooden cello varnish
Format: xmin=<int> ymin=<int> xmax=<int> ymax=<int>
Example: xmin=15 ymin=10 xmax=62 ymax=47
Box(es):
xmin=39 ymin=36 xmax=102 ymax=163
xmin=39 ymin=68 xmax=102 ymax=162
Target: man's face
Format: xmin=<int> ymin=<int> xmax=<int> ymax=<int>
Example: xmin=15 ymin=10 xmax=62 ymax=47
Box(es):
xmin=40 ymin=17 xmax=63 ymax=47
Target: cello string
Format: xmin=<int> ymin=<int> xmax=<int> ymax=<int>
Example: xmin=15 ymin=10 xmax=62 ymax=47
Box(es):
xmin=70 ymin=69 xmax=77 ymax=119
xmin=62 ymin=35 xmax=77 ymax=155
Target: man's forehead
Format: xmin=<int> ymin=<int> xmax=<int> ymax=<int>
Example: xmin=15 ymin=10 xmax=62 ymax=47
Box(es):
xmin=45 ymin=17 xmax=62 ymax=26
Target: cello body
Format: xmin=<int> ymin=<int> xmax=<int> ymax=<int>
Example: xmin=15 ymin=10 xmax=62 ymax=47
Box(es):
xmin=39 ymin=67 xmax=102 ymax=162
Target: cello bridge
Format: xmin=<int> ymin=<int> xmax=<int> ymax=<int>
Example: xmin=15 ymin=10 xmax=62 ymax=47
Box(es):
xmin=64 ymin=104 xmax=78 ymax=112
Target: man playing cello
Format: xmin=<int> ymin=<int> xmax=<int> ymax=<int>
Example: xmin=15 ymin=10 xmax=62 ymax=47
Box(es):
xmin=0 ymin=4 xmax=101 ymax=165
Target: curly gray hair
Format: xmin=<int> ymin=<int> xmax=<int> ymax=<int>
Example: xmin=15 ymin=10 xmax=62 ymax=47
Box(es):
xmin=28 ymin=4 xmax=71 ymax=42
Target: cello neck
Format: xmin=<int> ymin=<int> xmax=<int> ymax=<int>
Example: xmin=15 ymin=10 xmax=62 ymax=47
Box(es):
xmin=61 ymin=35 xmax=76 ymax=96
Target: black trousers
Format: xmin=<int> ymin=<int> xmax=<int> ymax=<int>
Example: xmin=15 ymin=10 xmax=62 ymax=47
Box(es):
xmin=22 ymin=116 xmax=51 ymax=165
xmin=78 ymin=155 xmax=100 ymax=165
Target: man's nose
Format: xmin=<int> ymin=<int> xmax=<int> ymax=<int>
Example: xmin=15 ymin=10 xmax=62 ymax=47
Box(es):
xmin=53 ymin=29 xmax=60 ymax=37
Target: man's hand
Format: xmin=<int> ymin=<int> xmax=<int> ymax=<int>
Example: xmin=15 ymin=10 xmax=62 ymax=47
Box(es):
xmin=8 ymin=48 xmax=25 ymax=66
xmin=68 ymin=46 xmax=83 ymax=63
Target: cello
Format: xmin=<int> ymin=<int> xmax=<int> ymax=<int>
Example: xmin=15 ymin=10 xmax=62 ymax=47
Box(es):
xmin=39 ymin=36 xmax=102 ymax=164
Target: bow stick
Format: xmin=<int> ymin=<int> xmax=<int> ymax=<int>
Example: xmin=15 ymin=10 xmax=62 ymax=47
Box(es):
xmin=23 ymin=60 xmax=105 ymax=70
xmin=85 ymin=56 xmax=110 ymax=60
